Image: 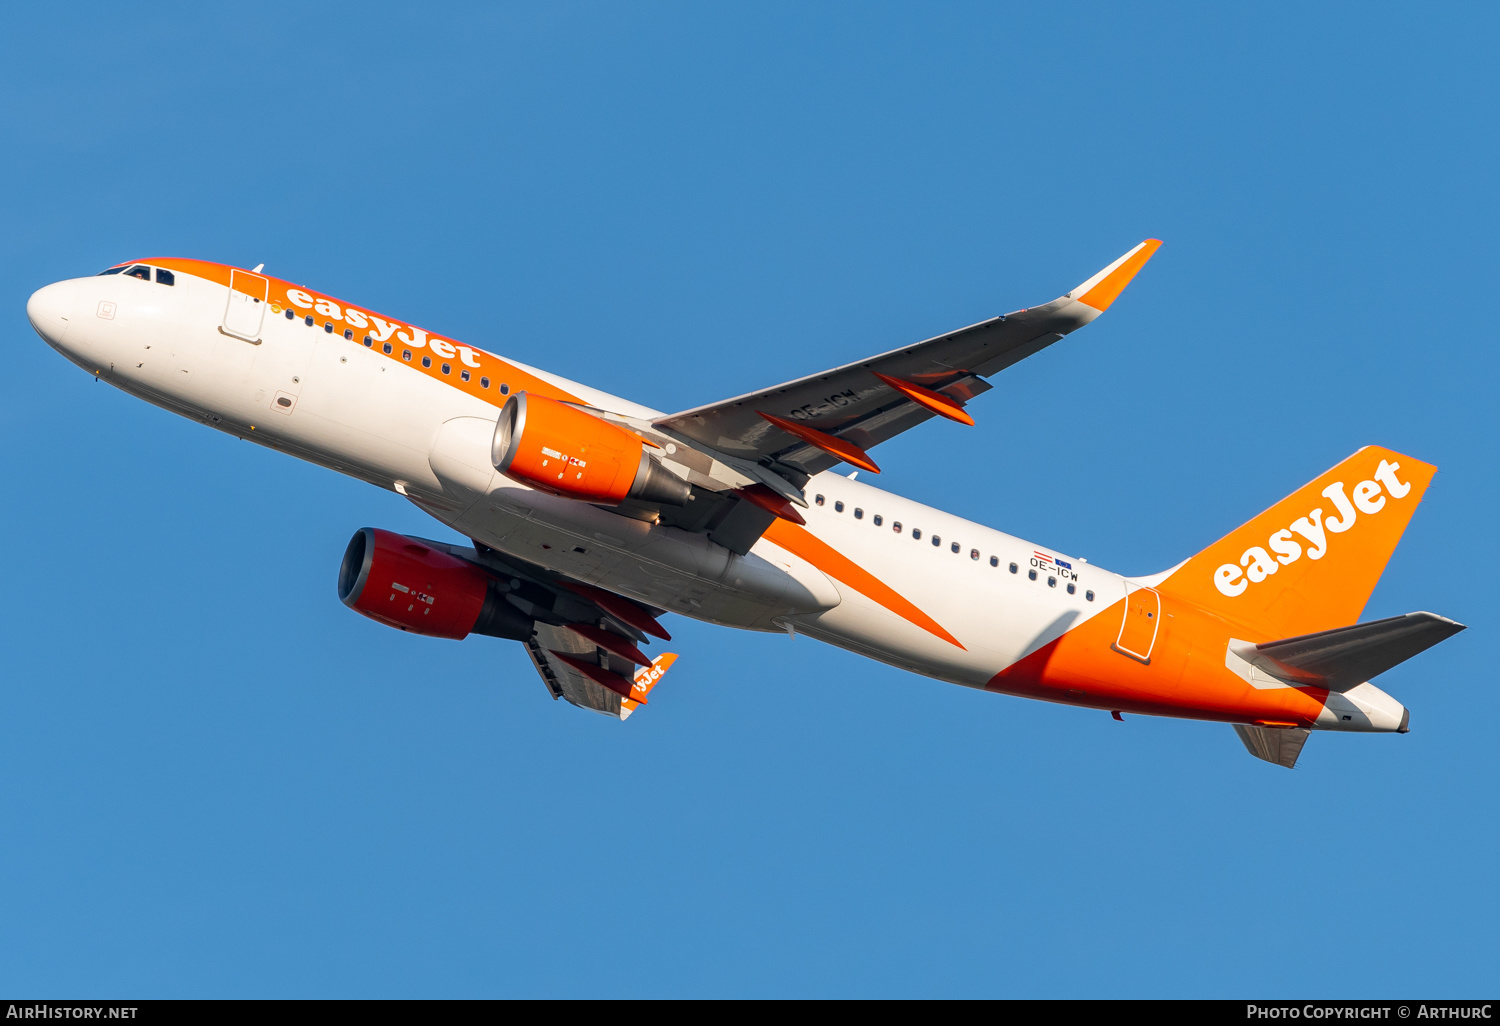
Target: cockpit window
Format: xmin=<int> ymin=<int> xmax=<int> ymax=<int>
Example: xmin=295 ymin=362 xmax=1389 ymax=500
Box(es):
xmin=155 ymin=268 xmax=175 ymax=286
xmin=97 ymin=266 xmax=125 ymax=275
xmin=124 ymin=265 xmax=151 ymax=281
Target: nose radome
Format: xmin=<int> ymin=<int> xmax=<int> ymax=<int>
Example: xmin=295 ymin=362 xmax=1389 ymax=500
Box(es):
xmin=27 ymin=281 xmax=79 ymax=345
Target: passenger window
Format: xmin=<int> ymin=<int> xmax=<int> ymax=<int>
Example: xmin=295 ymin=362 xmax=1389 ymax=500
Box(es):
xmin=305 ymin=315 xmax=315 ymax=326
xmin=155 ymin=268 xmax=175 ymax=286
xmin=815 ymin=495 xmax=825 ymax=506
xmin=403 ymin=350 xmax=412 ymax=361
xmin=990 ymin=555 xmax=998 ymax=567
xmin=286 ymin=309 xmax=295 ymax=319
xmin=835 ymin=501 xmax=844 ymax=512
xmin=1048 ymin=576 xmax=1057 ymax=588
xmin=383 ymin=342 xmax=393 ymax=354
xmin=422 ymin=356 xmax=431 ymax=368
xmin=500 ymin=384 xmax=510 ymax=395
xmin=1009 ymin=562 xmax=1018 ymax=573
xmin=324 ymin=322 xmax=334 ymax=333
xmin=893 ymin=522 xmax=902 ymax=534
xmin=873 ymin=515 xmax=882 ymax=526
xmin=1067 ymin=583 xmax=1076 ymax=594
xmin=912 ymin=528 xmax=921 ymax=540
xmin=1028 ymin=569 xmax=1037 ymax=581
xmin=480 ymin=376 xmax=490 ymax=388
xmin=970 ymin=549 xmax=979 ymax=560
xmin=441 ymin=363 xmax=451 ymax=374
xmin=931 ymin=535 xmax=941 ymax=547
xmin=364 ymin=336 xmax=373 ymax=347
xmin=343 ymin=328 xmax=353 ymax=340
xmin=125 ymin=265 xmax=151 ymax=281
xmin=854 ymin=508 xmax=863 ymax=519
xmin=1086 ymin=590 xmax=1095 ymax=602
xmin=951 ymin=542 xmax=960 ymax=554
xmin=97 ymin=266 xmax=125 ymax=275
xmin=461 ymin=370 xmax=470 ymax=381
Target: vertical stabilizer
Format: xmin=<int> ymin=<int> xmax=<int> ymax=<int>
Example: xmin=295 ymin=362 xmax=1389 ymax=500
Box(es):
xmin=1157 ymin=447 xmax=1435 ymax=637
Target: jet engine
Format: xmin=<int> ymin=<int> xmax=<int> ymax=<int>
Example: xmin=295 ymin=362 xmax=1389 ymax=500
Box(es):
xmin=491 ymin=392 xmax=690 ymax=506
xmin=337 ymin=528 xmax=533 ymax=640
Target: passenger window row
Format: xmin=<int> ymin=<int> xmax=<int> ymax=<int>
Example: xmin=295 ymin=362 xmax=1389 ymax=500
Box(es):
xmin=812 ymin=492 xmax=1095 ymax=600
xmin=273 ymin=314 xmax=512 ymax=394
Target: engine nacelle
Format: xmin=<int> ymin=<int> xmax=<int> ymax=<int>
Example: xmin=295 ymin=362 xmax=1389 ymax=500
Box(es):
xmin=491 ymin=392 xmax=690 ymax=506
xmin=337 ymin=528 xmax=532 ymax=641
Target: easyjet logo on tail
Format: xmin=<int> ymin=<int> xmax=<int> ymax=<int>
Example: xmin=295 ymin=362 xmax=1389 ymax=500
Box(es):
xmin=1213 ymin=460 xmax=1413 ymax=598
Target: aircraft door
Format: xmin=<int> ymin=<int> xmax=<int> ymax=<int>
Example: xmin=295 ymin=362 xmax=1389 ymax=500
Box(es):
xmin=1112 ymin=582 xmax=1160 ymax=663
xmin=223 ymin=269 xmax=268 ymax=342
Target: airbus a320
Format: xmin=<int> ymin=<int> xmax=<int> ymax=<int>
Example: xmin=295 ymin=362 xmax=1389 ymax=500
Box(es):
xmin=27 ymin=241 xmax=1463 ymax=767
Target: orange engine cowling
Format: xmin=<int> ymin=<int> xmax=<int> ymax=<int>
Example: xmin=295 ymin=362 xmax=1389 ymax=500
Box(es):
xmin=337 ymin=528 xmax=533 ymax=641
xmin=491 ymin=392 xmax=690 ymax=506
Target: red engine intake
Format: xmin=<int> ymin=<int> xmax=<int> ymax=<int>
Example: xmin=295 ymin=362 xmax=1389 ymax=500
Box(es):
xmin=337 ymin=528 xmax=531 ymax=641
xmin=490 ymin=392 xmax=690 ymax=506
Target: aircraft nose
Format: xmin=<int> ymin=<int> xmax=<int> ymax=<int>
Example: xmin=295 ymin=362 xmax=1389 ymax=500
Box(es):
xmin=27 ymin=280 xmax=78 ymax=346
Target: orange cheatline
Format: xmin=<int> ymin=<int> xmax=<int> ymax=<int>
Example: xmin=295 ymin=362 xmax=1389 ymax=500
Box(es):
xmin=735 ymin=483 xmax=807 ymax=525
xmin=762 ymin=520 xmax=964 ymax=649
xmin=757 ymin=412 xmax=881 ymax=474
xmin=550 ymin=651 xmax=645 ymax=703
xmin=871 ymin=372 xmax=975 ymax=426
xmin=1076 ymin=239 xmax=1162 ymax=312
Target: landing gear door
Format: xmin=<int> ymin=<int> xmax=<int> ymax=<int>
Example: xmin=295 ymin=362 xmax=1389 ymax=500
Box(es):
xmin=1112 ymin=582 xmax=1160 ymax=664
xmin=223 ymin=269 xmax=268 ymax=342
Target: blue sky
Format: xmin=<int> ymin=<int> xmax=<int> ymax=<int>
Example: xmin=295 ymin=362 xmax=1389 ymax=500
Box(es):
xmin=1 ymin=2 xmax=1495 ymax=997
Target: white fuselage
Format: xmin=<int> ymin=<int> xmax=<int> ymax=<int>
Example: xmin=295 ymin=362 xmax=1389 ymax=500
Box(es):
xmin=29 ymin=265 xmax=1122 ymax=691
xmin=30 ymin=261 xmax=1418 ymax=742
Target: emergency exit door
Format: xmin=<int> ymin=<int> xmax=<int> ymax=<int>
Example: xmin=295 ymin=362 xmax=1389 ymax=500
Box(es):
xmin=223 ymin=268 xmax=268 ymax=342
xmin=1112 ymin=583 xmax=1160 ymax=663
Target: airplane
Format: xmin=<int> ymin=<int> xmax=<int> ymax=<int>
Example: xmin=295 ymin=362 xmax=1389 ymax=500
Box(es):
xmin=25 ymin=241 xmax=1465 ymax=769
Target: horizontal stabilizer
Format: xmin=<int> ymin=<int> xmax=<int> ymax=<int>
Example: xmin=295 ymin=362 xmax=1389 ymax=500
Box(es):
xmin=1231 ymin=611 xmax=1465 ymax=693
xmin=1233 ymin=724 xmax=1311 ymax=769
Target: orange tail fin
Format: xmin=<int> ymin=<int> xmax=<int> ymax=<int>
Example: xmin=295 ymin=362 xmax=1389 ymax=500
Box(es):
xmin=1156 ymin=446 xmax=1436 ymax=637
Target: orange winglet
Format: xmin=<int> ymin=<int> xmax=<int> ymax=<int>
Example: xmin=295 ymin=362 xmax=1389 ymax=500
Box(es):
xmin=735 ymin=483 xmax=807 ymax=525
xmin=562 ymin=623 xmax=652 ymax=666
xmin=1076 ymin=239 xmax=1162 ymax=312
xmin=551 ymin=651 xmax=645 ymax=704
xmin=757 ymin=412 xmax=881 ymax=474
xmin=621 ymin=652 xmax=678 ymax=719
xmin=561 ymin=582 xmax=672 ymax=641
xmin=871 ymin=372 xmax=975 ymax=426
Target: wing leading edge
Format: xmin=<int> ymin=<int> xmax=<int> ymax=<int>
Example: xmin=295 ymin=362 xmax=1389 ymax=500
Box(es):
xmin=653 ymin=240 xmax=1161 ymax=477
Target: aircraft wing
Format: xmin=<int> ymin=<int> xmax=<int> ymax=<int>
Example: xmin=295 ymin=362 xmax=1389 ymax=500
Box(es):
xmin=653 ymin=240 xmax=1160 ymax=477
xmin=412 ymin=536 xmax=678 ymax=719
xmin=526 ymin=622 xmax=640 ymax=717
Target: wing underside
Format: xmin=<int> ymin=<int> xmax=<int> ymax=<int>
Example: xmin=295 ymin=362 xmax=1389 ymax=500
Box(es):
xmin=527 ymin=622 xmax=640 ymax=717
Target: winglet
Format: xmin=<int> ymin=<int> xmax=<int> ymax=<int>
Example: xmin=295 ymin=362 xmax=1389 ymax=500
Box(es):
xmin=621 ymin=653 xmax=678 ymax=720
xmin=1071 ymin=239 xmax=1162 ymax=312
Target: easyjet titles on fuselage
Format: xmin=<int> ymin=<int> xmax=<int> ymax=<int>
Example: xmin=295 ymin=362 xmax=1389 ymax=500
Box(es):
xmin=277 ymin=287 xmax=487 ymax=371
